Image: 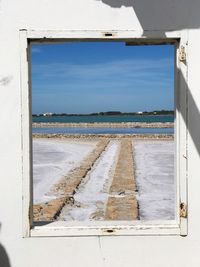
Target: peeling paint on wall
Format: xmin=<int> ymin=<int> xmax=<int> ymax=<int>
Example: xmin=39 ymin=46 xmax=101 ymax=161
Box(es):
xmin=0 ymin=76 xmax=12 ymax=86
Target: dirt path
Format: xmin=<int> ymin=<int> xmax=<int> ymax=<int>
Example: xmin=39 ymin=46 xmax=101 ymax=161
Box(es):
xmin=33 ymin=139 xmax=109 ymax=221
xmin=59 ymin=141 xmax=119 ymax=221
xmin=105 ymin=139 xmax=138 ymax=220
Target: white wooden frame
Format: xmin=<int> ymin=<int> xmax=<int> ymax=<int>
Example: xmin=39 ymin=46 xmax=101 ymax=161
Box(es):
xmin=20 ymin=30 xmax=188 ymax=237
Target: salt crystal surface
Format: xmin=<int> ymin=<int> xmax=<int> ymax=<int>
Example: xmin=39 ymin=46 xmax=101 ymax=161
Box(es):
xmin=33 ymin=138 xmax=96 ymax=204
xmin=133 ymin=140 xmax=175 ymax=220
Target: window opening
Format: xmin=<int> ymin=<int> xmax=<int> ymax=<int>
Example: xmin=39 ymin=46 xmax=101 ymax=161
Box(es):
xmin=31 ymin=42 xmax=176 ymax=226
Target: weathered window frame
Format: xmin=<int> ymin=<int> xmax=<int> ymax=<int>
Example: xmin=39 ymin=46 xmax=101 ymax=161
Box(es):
xmin=20 ymin=30 xmax=188 ymax=237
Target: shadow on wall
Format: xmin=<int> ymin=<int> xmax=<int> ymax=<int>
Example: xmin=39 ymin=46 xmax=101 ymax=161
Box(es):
xmin=0 ymin=224 xmax=11 ymax=267
xmin=177 ymin=70 xmax=200 ymax=157
xmin=186 ymin=82 xmax=200 ymax=157
xmin=97 ymin=0 xmax=200 ymax=32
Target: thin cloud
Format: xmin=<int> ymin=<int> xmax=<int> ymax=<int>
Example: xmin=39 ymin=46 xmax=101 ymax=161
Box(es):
xmin=32 ymin=58 xmax=173 ymax=82
xmin=32 ymin=47 xmax=42 ymax=53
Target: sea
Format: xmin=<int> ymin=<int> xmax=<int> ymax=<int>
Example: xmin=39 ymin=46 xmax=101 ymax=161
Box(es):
xmin=32 ymin=115 xmax=174 ymax=135
xmin=33 ymin=115 xmax=174 ymax=123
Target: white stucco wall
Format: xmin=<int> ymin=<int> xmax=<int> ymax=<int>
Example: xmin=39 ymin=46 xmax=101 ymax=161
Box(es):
xmin=0 ymin=1 xmax=200 ymax=266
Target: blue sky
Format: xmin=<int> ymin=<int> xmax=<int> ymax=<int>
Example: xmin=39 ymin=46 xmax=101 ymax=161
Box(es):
xmin=31 ymin=42 xmax=174 ymax=114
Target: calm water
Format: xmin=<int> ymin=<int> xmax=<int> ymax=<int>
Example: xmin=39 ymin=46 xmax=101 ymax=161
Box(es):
xmin=32 ymin=127 xmax=174 ymax=135
xmin=33 ymin=115 xmax=174 ymax=123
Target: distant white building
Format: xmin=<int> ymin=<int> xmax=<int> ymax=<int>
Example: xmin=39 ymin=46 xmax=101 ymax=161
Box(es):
xmin=43 ymin=112 xmax=53 ymax=116
xmin=137 ymin=111 xmax=143 ymax=114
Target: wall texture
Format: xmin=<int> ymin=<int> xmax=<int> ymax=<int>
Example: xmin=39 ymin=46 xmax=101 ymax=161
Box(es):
xmin=0 ymin=1 xmax=200 ymax=266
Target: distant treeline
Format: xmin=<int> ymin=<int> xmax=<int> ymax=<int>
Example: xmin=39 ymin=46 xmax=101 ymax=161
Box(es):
xmin=32 ymin=110 xmax=174 ymax=117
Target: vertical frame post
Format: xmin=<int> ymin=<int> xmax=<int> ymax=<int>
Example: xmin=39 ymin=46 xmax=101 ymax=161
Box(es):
xmin=20 ymin=30 xmax=32 ymax=237
xmin=177 ymin=32 xmax=188 ymax=236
